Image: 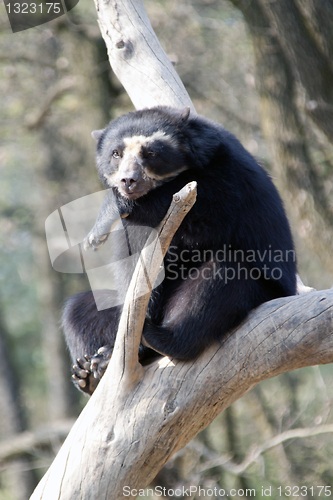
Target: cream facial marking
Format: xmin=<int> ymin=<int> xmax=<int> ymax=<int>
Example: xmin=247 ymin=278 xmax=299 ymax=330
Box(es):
xmin=103 ymin=172 xmax=117 ymax=187
xmin=122 ymin=132 xmax=184 ymax=181
xmin=145 ymin=165 xmax=189 ymax=181
xmin=123 ymin=131 xmax=179 ymax=158
xmin=123 ymin=136 xmax=145 ymax=157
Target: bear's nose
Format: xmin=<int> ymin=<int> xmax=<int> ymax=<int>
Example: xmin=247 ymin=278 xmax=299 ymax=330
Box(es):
xmin=121 ymin=172 xmax=139 ymax=189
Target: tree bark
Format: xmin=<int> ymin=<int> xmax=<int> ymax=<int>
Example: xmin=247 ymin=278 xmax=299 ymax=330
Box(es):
xmin=93 ymin=0 xmax=195 ymax=112
xmin=0 ymin=307 xmax=38 ymax=499
xmin=31 ymin=283 xmax=333 ymax=498
xmin=30 ymin=1 xmax=333 ymax=498
xmin=230 ymin=0 xmax=333 ymax=274
xmin=260 ymin=0 xmax=333 ymax=143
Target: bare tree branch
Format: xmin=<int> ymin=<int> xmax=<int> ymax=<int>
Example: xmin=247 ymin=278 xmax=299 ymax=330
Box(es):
xmin=0 ymin=421 xmax=74 ymax=465
xmin=31 ymin=285 xmax=333 ymax=498
xmin=197 ymin=423 xmax=333 ymax=475
xmin=109 ymin=181 xmax=197 ymax=384
xmin=25 ymin=77 xmax=78 ymax=130
xmin=93 ymin=0 xmax=195 ymax=112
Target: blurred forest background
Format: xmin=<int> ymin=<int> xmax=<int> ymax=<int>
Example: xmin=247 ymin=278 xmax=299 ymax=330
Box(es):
xmin=0 ymin=0 xmax=333 ymax=498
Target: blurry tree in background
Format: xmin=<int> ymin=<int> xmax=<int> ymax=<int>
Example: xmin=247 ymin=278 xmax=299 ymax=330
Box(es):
xmin=0 ymin=7 xmax=128 ymax=496
xmin=0 ymin=0 xmax=332 ymax=498
xmin=0 ymin=307 xmax=37 ymax=498
xmin=231 ymin=0 xmax=333 ymax=276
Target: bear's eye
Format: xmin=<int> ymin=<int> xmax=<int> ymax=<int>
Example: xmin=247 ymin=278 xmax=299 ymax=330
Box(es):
xmin=148 ymin=151 xmax=157 ymax=158
xmin=112 ymin=150 xmax=120 ymax=159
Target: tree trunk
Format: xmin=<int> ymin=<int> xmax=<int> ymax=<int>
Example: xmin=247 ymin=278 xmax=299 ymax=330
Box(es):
xmin=231 ymin=0 xmax=333 ymax=274
xmin=94 ymin=0 xmax=195 ymax=112
xmin=31 ymin=282 xmax=333 ymax=498
xmin=0 ymin=307 xmax=37 ymax=499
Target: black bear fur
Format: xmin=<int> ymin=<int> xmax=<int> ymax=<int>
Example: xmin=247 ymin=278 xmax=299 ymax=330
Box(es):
xmin=62 ymin=106 xmax=297 ymax=394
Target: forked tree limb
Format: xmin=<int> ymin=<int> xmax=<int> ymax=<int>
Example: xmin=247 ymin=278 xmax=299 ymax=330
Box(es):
xmin=31 ymin=281 xmax=333 ymax=498
xmin=30 ymin=0 xmax=333 ymax=498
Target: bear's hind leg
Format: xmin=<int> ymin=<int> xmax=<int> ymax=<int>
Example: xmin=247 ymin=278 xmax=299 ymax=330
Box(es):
xmin=62 ymin=291 xmax=121 ymax=394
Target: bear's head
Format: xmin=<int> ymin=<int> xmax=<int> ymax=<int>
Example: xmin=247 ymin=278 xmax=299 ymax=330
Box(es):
xmin=92 ymin=106 xmax=191 ymax=200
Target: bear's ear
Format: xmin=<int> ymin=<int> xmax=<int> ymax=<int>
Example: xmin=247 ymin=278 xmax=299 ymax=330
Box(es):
xmin=166 ymin=106 xmax=191 ymax=124
xmin=179 ymin=106 xmax=191 ymax=122
xmin=91 ymin=129 xmax=105 ymax=141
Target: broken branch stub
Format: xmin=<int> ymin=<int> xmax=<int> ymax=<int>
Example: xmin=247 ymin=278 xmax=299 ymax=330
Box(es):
xmin=108 ymin=181 xmax=198 ymax=384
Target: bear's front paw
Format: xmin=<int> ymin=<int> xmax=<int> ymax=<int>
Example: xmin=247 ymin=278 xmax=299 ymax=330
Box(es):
xmin=83 ymin=231 xmax=109 ymax=251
